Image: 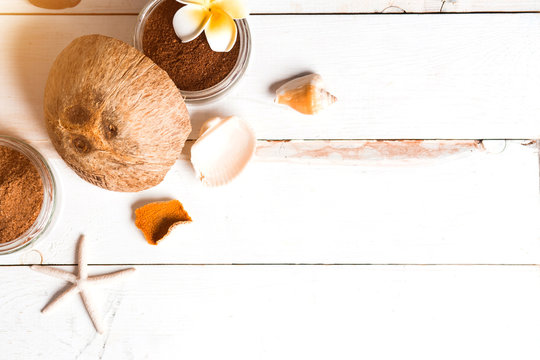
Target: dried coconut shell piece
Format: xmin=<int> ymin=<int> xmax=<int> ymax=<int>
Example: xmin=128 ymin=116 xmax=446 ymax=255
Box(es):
xmin=135 ymin=200 xmax=192 ymax=245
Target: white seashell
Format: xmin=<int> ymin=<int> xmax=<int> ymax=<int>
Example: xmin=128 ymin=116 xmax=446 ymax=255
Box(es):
xmin=191 ymin=116 xmax=256 ymax=187
xmin=275 ymin=73 xmax=337 ymax=115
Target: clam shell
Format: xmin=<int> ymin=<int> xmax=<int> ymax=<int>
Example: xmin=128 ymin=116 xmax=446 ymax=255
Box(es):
xmin=191 ymin=116 xmax=256 ymax=186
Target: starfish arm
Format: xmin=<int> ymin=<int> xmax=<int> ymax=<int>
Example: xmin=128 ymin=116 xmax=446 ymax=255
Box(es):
xmin=31 ymin=265 xmax=77 ymax=283
xmin=88 ymin=268 xmax=136 ymax=284
xmin=77 ymin=235 xmax=88 ymax=280
xmin=41 ymin=283 xmax=79 ymax=313
xmin=80 ymin=289 xmax=104 ymax=334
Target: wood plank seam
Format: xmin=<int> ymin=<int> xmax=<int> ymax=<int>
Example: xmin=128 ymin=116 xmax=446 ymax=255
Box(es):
xmin=4 ymin=264 xmax=540 ymax=267
xmin=3 ymin=0 xmax=540 ymax=14
xmin=2 ymin=11 xmax=540 ymax=15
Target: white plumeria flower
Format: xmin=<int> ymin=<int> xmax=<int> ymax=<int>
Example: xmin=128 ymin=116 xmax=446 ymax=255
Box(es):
xmin=173 ymin=0 xmax=248 ymax=52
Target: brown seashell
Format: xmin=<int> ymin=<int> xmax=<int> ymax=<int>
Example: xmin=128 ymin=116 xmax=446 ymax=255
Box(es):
xmin=275 ymin=74 xmax=337 ymax=115
xmin=44 ymin=35 xmax=191 ymax=192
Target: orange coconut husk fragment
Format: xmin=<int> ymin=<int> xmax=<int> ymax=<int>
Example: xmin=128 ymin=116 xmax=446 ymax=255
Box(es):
xmin=135 ymin=200 xmax=192 ymax=245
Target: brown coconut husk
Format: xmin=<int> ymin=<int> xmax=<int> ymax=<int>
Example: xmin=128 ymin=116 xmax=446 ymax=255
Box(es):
xmin=44 ymin=35 xmax=191 ymax=192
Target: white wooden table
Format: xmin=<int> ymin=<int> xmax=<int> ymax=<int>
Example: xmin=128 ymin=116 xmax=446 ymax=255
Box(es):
xmin=1 ymin=1 xmax=539 ymax=358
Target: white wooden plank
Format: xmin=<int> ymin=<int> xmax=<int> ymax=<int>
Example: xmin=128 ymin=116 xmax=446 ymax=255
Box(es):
xmin=247 ymin=0 xmax=540 ymax=13
xmin=0 ymin=140 xmax=537 ymax=265
xmin=1 ymin=15 xmax=539 ymax=140
xmin=0 ymin=0 xmax=146 ymax=13
xmin=2 ymin=265 xmax=540 ymax=359
xmin=211 ymin=14 xmax=540 ymax=139
xmin=1 ymin=0 xmax=539 ymax=13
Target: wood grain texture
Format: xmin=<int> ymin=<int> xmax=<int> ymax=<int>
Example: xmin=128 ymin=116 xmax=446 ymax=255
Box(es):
xmin=1 ymin=2 xmax=539 ymax=359
xmin=0 ymin=4 xmax=539 ymax=359
xmin=2 ymin=265 xmax=540 ymax=359
xmin=1 ymin=0 xmax=539 ymax=13
xmin=0 ymin=140 xmax=537 ymax=266
xmin=1 ymin=15 xmax=539 ymax=141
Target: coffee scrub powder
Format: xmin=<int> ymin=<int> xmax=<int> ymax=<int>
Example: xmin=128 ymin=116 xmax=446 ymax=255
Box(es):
xmin=0 ymin=146 xmax=44 ymax=242
xmin=143 ymin=0 xmax=240 ymax=91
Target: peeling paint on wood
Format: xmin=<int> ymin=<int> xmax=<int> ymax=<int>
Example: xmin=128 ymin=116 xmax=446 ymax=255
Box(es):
xmin=42 ymin=139 xmax=536 ymax=165
xmin=521 ymin=140 xmax=538 ymax=147
xmin=255 ymin=140 xmax=485 ymax=164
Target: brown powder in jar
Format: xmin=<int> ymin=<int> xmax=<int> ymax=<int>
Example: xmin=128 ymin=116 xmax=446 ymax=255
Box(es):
xmin=0 ymin=146 xmax=44 ymax=243
xmin=142 ymin=0 xmax=240 ymax=91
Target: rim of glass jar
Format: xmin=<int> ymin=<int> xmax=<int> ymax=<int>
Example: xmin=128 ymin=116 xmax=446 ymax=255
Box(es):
xmin=0 ymin=136 xmax=57 ymax=255
xmin=133 ymin=0 xmax=252 ymax=105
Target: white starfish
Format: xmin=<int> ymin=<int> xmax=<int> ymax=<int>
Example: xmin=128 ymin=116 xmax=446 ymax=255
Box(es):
xmin=31 ymin=235 xmax=135 ymax=334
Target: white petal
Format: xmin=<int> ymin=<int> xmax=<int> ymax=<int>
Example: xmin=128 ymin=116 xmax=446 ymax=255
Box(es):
xmin=211 ymin=0 xmax=248 ymax=19
xmin=173 ymin=4 xmax=212 ymax=43
xmin=177 ymin=0 xmax=209 ymax=6
xmin=204 ymin=8 xmax=237 ymax=52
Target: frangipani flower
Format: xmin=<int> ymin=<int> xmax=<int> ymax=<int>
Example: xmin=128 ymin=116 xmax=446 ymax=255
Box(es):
xmin=173 ymin=0 xmax=248 ymax=52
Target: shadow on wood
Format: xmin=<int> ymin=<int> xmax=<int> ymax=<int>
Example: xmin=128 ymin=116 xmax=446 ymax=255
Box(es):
xmin=268 ymin=71 xmax=315 ymax=95
xmin=187 ymin=109 xmax=228 ymax=140
xmin=9 ymin=16 xmax=53 ymax=141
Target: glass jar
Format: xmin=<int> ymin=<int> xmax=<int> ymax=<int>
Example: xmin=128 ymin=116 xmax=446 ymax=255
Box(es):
xmin=133 ymin=0 xmax=252 ymax=104
xmin=0 ymin=136 xmax=57 ymax=255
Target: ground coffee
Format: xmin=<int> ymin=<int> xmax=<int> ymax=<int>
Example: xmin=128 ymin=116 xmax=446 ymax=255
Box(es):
xmin=143 ymin=0 xmax=240 ymax=91
xmin=0 ymin=146 xmax=44 ymax=243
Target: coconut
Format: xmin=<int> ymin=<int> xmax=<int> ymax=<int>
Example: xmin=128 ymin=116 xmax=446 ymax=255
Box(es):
xmin=44 ymin=35 xmax=191 ymax=192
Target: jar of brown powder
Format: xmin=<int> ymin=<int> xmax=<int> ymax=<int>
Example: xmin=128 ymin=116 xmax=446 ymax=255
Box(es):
xmin=0 ymin=136 xmax=57 ymax=254
xmin=134 ymin=0 xmax=251 ymax=104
